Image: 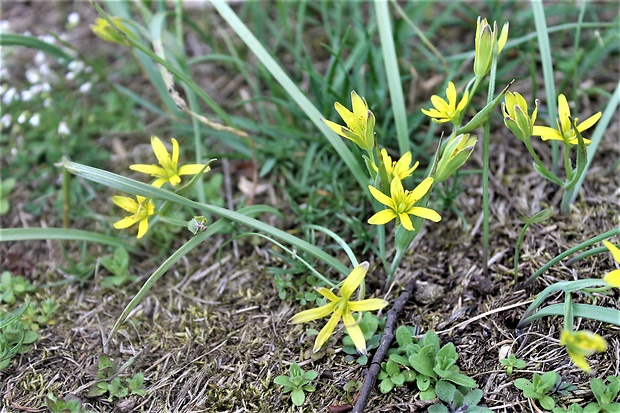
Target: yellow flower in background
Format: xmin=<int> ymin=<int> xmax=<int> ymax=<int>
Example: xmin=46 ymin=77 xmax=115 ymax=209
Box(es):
xmin=373 ymin=149 xmax=419 ymax=182
xmin=112 ymin=195 xmax=155 ymax=239
xmin=532 ymin=94 xmax=601 ymax=146
xmin=560 ymin=329 xmax=607 ymax=373
xmin=130 ymin=136 xmax=209 ymax=188
xmin=502 ymin=91 xmax=539 ymax=142
xmin=602 ymin=240 xmax=620 ymax=287
xmin=421 ymin=82 xmax=469 ymax=125
xmin=474 ymin=16 xmax=509 ymax=78
xmin=91 ymin=17 xmax=134 ymax=46
xmin=322 ymin=91 xmax=376 ymax=151
xmin=368 ymin=176 xmax=441 ymax=231
xmin=289 ymin=262 xmax=388 ymax=355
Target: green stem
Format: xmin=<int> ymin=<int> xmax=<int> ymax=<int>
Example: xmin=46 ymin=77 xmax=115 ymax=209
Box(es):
xmin=523 ymin=140 xmax=564 ymax=186
xmin=563 ymin=292 xmax=573 ymax=332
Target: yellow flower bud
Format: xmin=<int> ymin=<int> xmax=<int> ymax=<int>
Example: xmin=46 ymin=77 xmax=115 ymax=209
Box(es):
xmin=474 ymin=17 xmax=509 ymax=78
xmin=91 ymin=17 xmax=134 ymax=47
xmin=433 ymin=133 xmax=477 ymax=183
xmin=502 ymin=91 xmax=539 ymax=141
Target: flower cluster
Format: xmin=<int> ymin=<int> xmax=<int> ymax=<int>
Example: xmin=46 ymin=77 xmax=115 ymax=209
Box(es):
xmin=504 ymin=92 xmax=601 ymax=147
xmin=112 ymin=136 xmax=209 ymax=239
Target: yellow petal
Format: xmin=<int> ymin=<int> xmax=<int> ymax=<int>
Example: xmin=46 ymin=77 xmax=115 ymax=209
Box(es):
xmin=343 ymin=310 xmax=367 ymax=355
xmin=316 ymin=287 xmax=340 ymax=302
xmin=409 ymin=177 xmax=434 ymax=202
xmin=151 ymin=136 xmax=171 ymax=166
xmin=421 ymin=107 xmax=446 ymax=119
xmin=567 ymin=350 xmax=592 ymax=373
xmin=136 ymin=217 xmax=149 ymax=238
xmin=151 ymin=179 xmax=166 ymax=188
xmin=603 ymin=269 xmax=620 ymax=288
xmin=112 ymin=196 xmax=138 ymax=212
xmin=178 ymin=164 xmax=209 ymax=176
xmin=313 ymin=310 xmax=341 ymax=352
xmin=430 ymin=95 xmax=450 ymax=113
xmin=410 ymin=206 xmax=442 ymax=222
xmin=322 ymin=118 xmax=347 ymax=138
xmin=457 ymin=89 xmax=470 ymax=112
xmin=399 ymin=213 xmax=414 ymax=231
xmin=351 ymin=90 xmax=368 ymax=119
xmin=576 ymin=112 xmax=602 ymax=133
xmin=340 ymin=262 xmax=369 ymax=300
xmin=113 ymin=216 xmax=139 ymax=229
xmin=390 ymin=176 xmax=406 ymax=199
xmin=497 ymin=21 xmax=509 ymax=54
xmin=171 ymin=138 xmax=180 ymax=167
xmin=348 ymin=298 xmax=388 ymax=312
xmin=129 ymin=164 xmax=164 ymax=176
xmin=368 ymin=209 xmax=397 ymax=226
xmin=446 ymin=82 xmax=457 ymax=109
xmin=532 ymin=125 xmax=563 ymax=141
xmin=603 ymin=241 xmax=620 ymax=264
xmin=334 ymin=102 xmax=356 ymax=128
xmin=557 ymin=94 xmax=571 ymax=121
xmin=368 ymin=185 xmax=393 ymax=208
xmin=289 ymin=302 xmax=336 ymax=324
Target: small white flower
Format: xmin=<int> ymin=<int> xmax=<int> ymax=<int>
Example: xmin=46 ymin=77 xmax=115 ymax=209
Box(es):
xmin=21 ymin=89 xmax=33 ymax=101
xmin=67 ymin=12 xmax=80 ymax=26
xmin=58 ymin=121 xmax=70 ymax=136
xmin=29 ymin=113 xmax=40 ymax=127
xmin=40 ymin=82 xmax=52 ymax=93
xmin=39 ymin=35 xmax=55 ymax=44
xmin=66 ymin=71 xmax=76 ymax=81
xmin=79 ymin=82 xmax=92 ymax=94
xmin=0 ymin=20 xmax=10 ymax=33
xmin=0 ymin=67 xmax=9 ymax=81
xmin=17 ymin=112 xmax=28 ymax=124
xmin=2 ymin=87 xmax=17 ymax=105
xmin=1 ymin=114 xmax=12 ymax=128
xmin=26 ymin=68 xmax=40 ymax=84
xmin=68 ymin=60 xmax=84 ymax=73
xmin=39 ymin=63 xmax=50 ymax=76
xmin=43 ymin=97 xmax=52 ymax=108
xmin=35 ymin=51 xmax=46 ymax=65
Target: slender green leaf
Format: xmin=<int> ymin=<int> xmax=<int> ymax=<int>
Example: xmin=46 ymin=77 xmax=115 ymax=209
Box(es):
xmin=375 ymin=1 xmax=409 ymax=155
xmin=64 ymin=161 xmax=349 ymax=276
xmin=0 ymin=228 xmax=139 ymax=253
xmin=0 ymin=34 xmax=74 ymax=62
xmin=209 ymin=0 xmax=369 ymax=193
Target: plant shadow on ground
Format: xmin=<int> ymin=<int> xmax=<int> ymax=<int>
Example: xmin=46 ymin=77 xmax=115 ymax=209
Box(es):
xmin=1 ymin=1 xmax=619 ymax=412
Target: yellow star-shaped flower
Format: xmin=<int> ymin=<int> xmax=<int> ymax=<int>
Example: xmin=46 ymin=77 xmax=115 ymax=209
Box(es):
xmin=560 ymin=329 xmax=607 ymax=373
xmin=602 ymin=240 xmax=620 ymax=287
xmin=130 ymin=136 xmax=209 ymax=188
xmin=368 ymin=176 xmax=441 ymax=231
xmin=111 ymin=195 xmax=155 ymax=239
xmin=421 ymin=82 xmax=470 ymax=125
xmin=532 ymin=94 xmax=601 ymax=146
xmin=373 ymin=149 xmax=419 ymax=182
xmin=289 ymin=262 xmax=388 ymax=355
xmin=322 ymin=91 xmax=376 ymax=151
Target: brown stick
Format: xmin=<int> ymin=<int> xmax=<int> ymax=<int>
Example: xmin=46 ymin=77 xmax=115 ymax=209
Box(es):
xmin=352 ymin=277 xmax=417 ymax=413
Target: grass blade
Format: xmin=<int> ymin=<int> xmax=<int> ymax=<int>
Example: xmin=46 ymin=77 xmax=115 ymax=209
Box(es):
xmin=0 ymin=228 xmax=139 ymax=253
xmin=375 ymin=1 xmax=409 ymax=155
xmin=531 ymin=0 xmax=559 ymax=170
xmin=64 ymin=161 xmax=349 ymax=276
xmin=209 ymin=0 xmax=369 ymax=193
